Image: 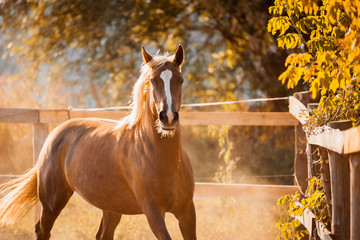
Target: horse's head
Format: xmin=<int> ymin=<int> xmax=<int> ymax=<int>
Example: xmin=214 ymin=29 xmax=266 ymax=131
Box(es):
xmin=142 ymin=45 xmax=185 ymax=137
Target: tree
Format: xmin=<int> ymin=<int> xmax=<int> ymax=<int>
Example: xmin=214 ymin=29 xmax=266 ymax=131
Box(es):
xmin=268 ymin=0 xmax=360 ymax=126
xmin=0 ymin=0 xmax=302 ymax=109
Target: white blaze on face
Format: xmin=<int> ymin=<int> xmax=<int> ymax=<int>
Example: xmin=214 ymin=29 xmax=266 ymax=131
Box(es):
xmin=160 ymin=69 xmax=174 ymax=124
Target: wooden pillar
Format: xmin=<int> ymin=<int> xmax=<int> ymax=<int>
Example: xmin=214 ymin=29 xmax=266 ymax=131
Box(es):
xmin=319 ymin=147 xmax=332 ymax=220
xmin=327 ymin=120 xmax=352 ymax=240
xmin=307 ymin=103 xmax=320 ymax=180
xmin=293 ymin=92 xmax=311 ymax=194
xmin=294 ymin=126 xmax=308 ymax=194
xmin=350 ymin=153 xmax=360 ymax=240
xmin=306 ymin=144 xmax=319 ymax=179
xmin=33 ymin=123 xmax=49 ymax=166
xmin=293 ymin=92 xmax=312 ymax=240
xmin=32 ymin=123 xmax=49 ymax=223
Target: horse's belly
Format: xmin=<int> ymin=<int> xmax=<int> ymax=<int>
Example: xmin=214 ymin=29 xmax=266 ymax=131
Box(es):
xmin=76 ymin=186 xmax=143 ymax=214
xmin=65 ymin=162 xmax=143 ymax=214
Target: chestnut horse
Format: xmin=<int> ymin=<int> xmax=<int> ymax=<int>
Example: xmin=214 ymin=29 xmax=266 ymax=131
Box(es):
xmin=0 ymin=45 xmax=196 ymax=240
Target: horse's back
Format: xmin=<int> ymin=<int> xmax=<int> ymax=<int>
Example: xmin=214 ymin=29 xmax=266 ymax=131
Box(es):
xmin=38 ymin=118 xmax=118 ymax=167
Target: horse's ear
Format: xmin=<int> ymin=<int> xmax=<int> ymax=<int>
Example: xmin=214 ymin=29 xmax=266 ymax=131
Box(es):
xmin=142 ymin=46 xmax=153 ymax=64
xmin=173 ymin=44 xmax=185 ymax=67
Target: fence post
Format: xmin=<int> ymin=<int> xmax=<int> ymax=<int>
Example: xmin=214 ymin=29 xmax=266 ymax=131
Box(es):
xmin=306 ymin=104 xmax=320 ymax=179
xmin=33 ymin=123 xmax=49 ymax=223
xmin=293 ymin=92 xmax=311 ymax=194
xmin=349 ymin=153 xmax=360 ymax=240
xmin=327 ymin=120 xmax=352 ymax=240
xmin=319 ymin=147 xmax=332 ymax=220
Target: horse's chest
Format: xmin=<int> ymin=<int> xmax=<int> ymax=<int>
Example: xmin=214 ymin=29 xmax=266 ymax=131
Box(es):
xmin=138 ymin=166 xmax=192 ymax=205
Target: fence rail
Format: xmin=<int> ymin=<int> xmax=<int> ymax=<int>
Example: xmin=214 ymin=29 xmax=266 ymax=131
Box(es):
xmin=0 ymin=108 xmax=299 ymax=126
xmin=0 ymin=107 xmax=299 ymax=201
xmin=0 ymin=175 xmax=297 ymax=200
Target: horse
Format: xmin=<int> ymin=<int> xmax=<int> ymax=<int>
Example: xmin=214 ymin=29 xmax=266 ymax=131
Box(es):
xmin=0 ymin=45 xmax=196 ymax=240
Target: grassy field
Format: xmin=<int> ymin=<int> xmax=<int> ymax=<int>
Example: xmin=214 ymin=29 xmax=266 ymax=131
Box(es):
xmin=0 ymin=195 xmax=283 ymax=240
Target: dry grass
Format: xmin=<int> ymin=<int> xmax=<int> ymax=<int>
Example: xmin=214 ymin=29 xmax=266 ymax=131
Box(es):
xmin=0 ymin=195 xmax=283 ymax=239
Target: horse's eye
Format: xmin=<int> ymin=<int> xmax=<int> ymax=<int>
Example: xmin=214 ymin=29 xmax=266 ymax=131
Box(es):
xmin=150 ymin=78 xmax=156 ymax=85
xmin=180 ymin=79 xmax=184 ymax=85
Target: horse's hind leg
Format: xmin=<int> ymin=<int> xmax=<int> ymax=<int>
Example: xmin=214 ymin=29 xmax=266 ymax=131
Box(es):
xmin=35 ymin=186 xmax=73 ymax=240
xmin=95 ymin=211 xmax=122 ymax=240
xmin=35 ymin=163 xmax=74 ymax=240
xmin=35 ymin=192 xmax=73 ymax=240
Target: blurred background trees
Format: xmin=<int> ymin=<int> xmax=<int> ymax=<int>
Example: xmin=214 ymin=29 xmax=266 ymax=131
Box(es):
xmin=0 ymin=0 xmax=305 ymax=183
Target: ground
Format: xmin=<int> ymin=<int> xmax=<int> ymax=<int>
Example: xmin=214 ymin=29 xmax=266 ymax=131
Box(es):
xmin=0 ymin=195 xmax=283 ymax=240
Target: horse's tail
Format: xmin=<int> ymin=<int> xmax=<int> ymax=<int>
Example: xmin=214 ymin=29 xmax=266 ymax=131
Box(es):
xmin=0 ymin=166 xmax=39 ymax=226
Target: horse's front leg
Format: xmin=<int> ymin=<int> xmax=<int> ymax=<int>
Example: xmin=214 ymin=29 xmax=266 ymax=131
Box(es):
xmin=174 ymin=201 xmax=197 ymax=240
xmin=143 ymin=203 xmax=172 ymax=240
xmin=95 ymin=211 xmax=122 ymax=240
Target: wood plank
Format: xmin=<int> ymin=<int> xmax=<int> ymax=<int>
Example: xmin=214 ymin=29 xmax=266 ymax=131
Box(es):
xmin=326 ymin=122 xmax=352 ymax=240
xmin=292 ymin=202 xmax=315 ymax=234
xmin=291 ymin=93 xmax=311 ymax=198
xmin=0 ymin=108 xmax=39 ymax=124
xmin=344 ymin=126 xmax=360 ymax=154
xmin=350 ymin=153 xmax=360 ymax=240
xmin=307 ymin=129 xmax=344 ymax=154
xmin=292 ymin=202 xmax=334 ymax=240
xmin=294 ymin=126 xmax=308 ymax=194
xmin=0 ymin=108 xmax=299 ymax=126
xmin=289 ymin=96 xmax=309 ymax=124
xmin=1 ymin=178 xmax=299 ymax=200
xmin=328 ymin=149 xmax=350 ymax=239
xmin=70 ymin=110 xmax=128 ymax=120
xmin=67 ymin=111 xmax=299 ymax=126
xmin=39 ymin=110 xmax=69 ymax=123
xmin=316 ymin=221 xmax=334 ymax=240
xmin=33 ymin=123 xmax=49 ymax=222
xmin=319 ymin=147 xmax=332 ymax=220
xmin=180 ymin=112 xmax=299 ymax=126
xmin=194 ymin=183 xmax=298 ymax=199
xmin=33 ymin=123 xmax=49 ymax=165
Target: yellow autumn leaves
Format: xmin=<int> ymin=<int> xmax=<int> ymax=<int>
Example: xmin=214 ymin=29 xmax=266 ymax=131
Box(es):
xmin=268 ymin=0 xmax=360 ymax=125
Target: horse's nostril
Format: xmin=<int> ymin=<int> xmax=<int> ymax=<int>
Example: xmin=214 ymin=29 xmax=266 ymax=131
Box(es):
xmin=173 ymin=112 xmax=179 ymax=123
xmin=159 ymin=110 xmax=167 ymax=123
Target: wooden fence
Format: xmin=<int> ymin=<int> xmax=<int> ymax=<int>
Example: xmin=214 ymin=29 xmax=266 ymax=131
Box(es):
xmin=1 ymin=92 xmax=359 ymax=239
xmin=289 ymin=92 xmax=360 ymax=240
xmin=0 ymin=107 xmax=299 ymax=200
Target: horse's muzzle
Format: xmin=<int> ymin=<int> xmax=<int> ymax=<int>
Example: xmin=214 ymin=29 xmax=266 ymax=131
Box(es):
xmin=159 ymin=110 xmax=179 ymax=129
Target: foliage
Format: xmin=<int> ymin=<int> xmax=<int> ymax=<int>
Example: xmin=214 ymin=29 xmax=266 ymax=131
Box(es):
xmin=276 ymin=177 xmax=330 ymax=239
xmin=268 ymin=0 xmax=360 ymax=126
xmin=0 ymin=0 xmax=298 ymax=110
xmin=275 ymin=216 xmax=307 ymax=240
xmin=208 ymin=125 xmax=240 ymax=183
